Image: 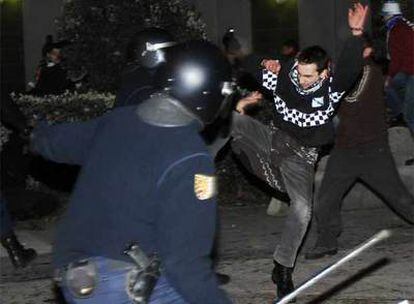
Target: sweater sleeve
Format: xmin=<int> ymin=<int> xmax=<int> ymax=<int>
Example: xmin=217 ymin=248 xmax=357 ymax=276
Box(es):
xmin=31 ymin=118 xmax=100 ymax=165
xmin=156 ymin=154 xmax=232 ymax=304
xmin=331 ymin=35 xmax=365 ymax=95
xmin=262 ymin=69 xmax=278 ymax=92
xmin=388 ymin=25 xmax=410 ymax=78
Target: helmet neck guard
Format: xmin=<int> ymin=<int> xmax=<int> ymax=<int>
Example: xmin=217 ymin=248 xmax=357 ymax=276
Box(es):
xmin=136 ymin=93 xmax=202 ymax=129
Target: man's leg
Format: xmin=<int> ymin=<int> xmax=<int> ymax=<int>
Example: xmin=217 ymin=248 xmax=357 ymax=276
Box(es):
xmin=403 ymin=75 xmax=414 ymax=132
xmin=230 ymin=112 xmax=283 ymax=190
xmin=306 ymin=150 xmax=357 ymax=259
xmin=271 ymin=154 xmax=314 ymax=300
xmin=273 ymin=154 xmax=314 ymax=267
xmin=0 ymin=194 xmax=13 ymax=238
xmin=267 ymin=196 xmax=290 ymax=217
xmin=361 ymin=146 xmax=414 ymax=224
xmin=0 ymin=194 xmax=37 ymax=268
xmin=384 ymin=78 xmax=404 ymax=121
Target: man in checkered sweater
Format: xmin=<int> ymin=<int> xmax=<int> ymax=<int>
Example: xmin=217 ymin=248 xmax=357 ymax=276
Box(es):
xmin=231 ymin=3 xmax=369 ymax=301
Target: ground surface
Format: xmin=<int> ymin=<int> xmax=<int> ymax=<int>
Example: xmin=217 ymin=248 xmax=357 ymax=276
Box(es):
xmin=1 ymin=202 xmax=413 ymax=304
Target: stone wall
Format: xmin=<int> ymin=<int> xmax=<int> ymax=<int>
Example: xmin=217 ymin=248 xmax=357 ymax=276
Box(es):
xmin=250 ymin=0 xmax=298 ymax=56
xmin=190 ymin=0 xmax=252 ymax=50
xmin=298 ymin=0 xmax=370 ymax=62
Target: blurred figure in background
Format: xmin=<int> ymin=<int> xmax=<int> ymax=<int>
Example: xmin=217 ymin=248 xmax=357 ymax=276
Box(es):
xmin=280 ymin=39 xmax=299 ymax=63
xmin=30 ymin=37 xmax=85 ymax=96
xmin=306 ymin=37 xmax=414 ymax=260
xmin=381 ymin=0 xmax=414 ymax=132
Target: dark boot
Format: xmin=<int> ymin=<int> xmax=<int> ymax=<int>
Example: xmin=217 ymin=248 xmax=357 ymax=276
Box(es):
xmin=271 ymin=260 xmax=295 ymax=301
xmin=1 ymin=233 xmax=37 ymax=268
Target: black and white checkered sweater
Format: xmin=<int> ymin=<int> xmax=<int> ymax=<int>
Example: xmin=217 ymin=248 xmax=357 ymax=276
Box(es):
xmin=262 ymin=36 xmax=364 ymax=148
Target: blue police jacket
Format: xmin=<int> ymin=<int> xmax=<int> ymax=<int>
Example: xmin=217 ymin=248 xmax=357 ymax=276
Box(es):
xmin=31 ymin=106 xmax=231 ymax=304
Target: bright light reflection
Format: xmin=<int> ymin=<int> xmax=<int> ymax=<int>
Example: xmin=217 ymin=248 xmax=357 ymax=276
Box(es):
xmin=180 ymin=65 xmax=205 ymax=88
xmin=156 ymin=51 xmax=165 ymax=64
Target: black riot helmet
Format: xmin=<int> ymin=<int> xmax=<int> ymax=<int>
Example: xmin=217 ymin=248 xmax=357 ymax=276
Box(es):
xmin=155 ymin=40 xmax=234 ymax=125
xmin=126 ymin=28 xmax=176 ymax=69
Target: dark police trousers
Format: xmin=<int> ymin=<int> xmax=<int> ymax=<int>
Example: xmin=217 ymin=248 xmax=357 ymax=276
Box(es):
xmin=230 ymin=113 xmax=316 ymax=268
xmin=0 ymin=194 xmax=13 ymax=237
xmin=57 ymin=256 xmax=188 ymax=304
xmin=314 ymin=143 xmax=414 ymax=248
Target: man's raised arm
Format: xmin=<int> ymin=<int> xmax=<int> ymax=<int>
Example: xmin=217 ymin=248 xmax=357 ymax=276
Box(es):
xmin=332 ymin=3 xmax=369 ymax=93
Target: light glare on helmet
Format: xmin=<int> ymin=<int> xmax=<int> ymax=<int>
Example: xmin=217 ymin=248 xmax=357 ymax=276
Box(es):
xmin=180 ymin=65 xmax=205 ymax=89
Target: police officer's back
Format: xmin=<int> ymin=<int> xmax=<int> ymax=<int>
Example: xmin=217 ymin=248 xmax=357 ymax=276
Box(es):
xmin=31 ymin=41 xmax=233 ymax=304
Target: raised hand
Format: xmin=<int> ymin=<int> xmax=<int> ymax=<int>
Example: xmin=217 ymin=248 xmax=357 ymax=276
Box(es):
xmin=261 ymin=59 xmax=281 ymax=75
xmin=348 ymin=2 xmax=369 ymax=35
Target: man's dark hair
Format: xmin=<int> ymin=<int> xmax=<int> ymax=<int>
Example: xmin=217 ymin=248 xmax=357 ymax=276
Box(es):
xmin=43 ymin=40 xmax=70 ymax=56
xmin=282 ymin=39 xmax=299 ymax=53
xmin=297 ymin=46 xmax=330 ymax=73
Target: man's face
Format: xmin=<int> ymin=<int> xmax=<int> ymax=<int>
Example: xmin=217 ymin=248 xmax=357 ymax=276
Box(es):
xmin=47 ymin=48 xmax=62 ymax=64
xmin=297 ymin=63 xmax=327 ymax=89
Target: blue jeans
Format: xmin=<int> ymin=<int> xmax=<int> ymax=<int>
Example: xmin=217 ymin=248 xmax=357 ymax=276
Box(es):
xmin=385 ymin=73 xmax=414 ymax=131
xmin=0 ymin=194 xmax=13 ymax=238
xmin=385 ymin=73 xmax=405 ymax=118
xmin=403 ymin=74 xmax=414 ymax=131
xmin=59 ymin=256 xmax=189 ymax=304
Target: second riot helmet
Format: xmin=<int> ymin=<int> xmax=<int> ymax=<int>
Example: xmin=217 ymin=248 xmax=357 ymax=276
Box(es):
xmin=126 ymin=28 xmax=176 ymax=69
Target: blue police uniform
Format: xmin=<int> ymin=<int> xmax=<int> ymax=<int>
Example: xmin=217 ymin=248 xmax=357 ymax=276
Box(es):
xmin=31 ymin=106 xmax=231 ymax=304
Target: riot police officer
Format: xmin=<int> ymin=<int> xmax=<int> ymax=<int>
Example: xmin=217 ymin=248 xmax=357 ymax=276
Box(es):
xmin=31 ymin=41 xmax=233 ymax=304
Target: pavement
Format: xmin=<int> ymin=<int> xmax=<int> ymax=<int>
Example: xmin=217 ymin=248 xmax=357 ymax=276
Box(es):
xmin=1 ymin=200 xmax=413 ymax=304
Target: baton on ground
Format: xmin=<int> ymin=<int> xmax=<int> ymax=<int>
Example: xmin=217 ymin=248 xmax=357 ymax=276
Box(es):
xmin=275 ymin=229 xmax=392 ymax=304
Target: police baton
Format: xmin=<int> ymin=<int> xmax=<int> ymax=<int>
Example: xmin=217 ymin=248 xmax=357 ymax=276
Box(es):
xmin=275 ymin=229 xmax=392 ymax=304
